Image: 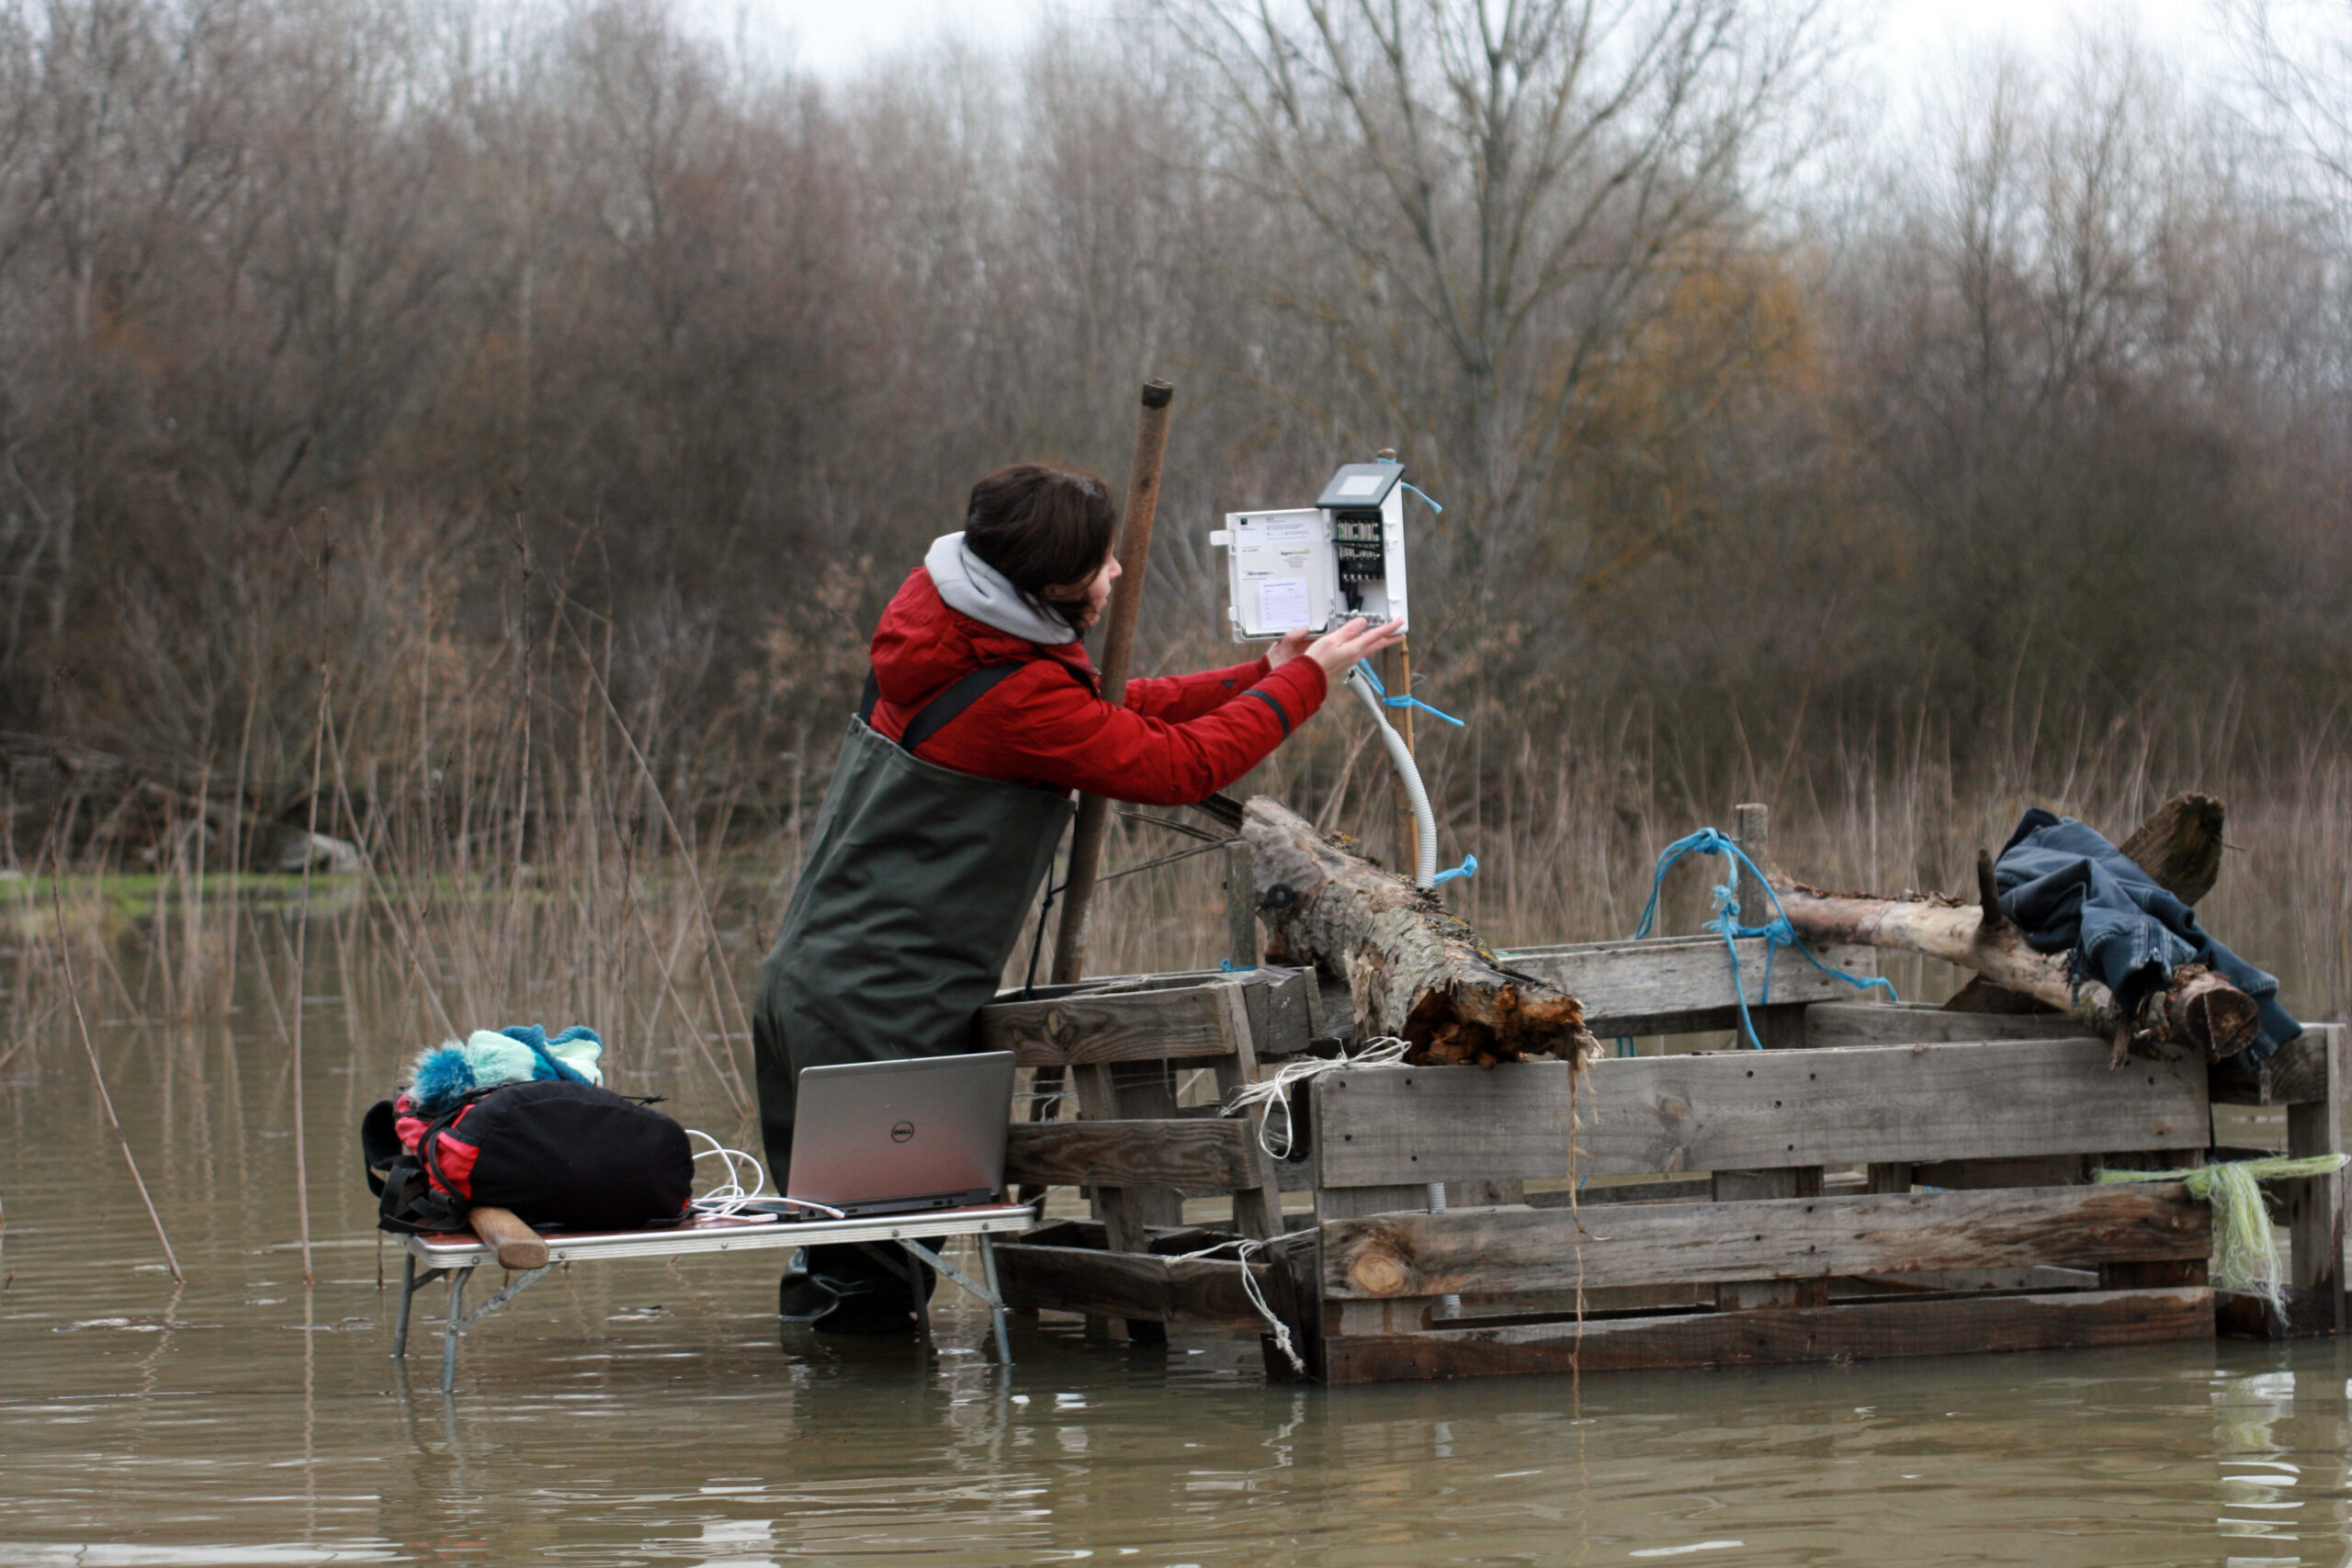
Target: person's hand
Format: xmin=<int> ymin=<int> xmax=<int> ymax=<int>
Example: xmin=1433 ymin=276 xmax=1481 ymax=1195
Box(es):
xmin=1266 ymin=626 xmax=1316 ymax=669
xmin=1305 ymin=617 xmax=1408 ymax=680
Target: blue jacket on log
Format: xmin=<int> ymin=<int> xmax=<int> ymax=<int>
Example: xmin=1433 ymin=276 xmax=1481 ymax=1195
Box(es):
xmin=1995 ymin=808 xmax=2299 ymax=1064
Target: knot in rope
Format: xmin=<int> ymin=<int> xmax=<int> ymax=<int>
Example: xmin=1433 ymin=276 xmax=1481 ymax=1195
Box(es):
xmin=2097 ymin=1154 xmax=2350 ymax=1309
xmin=1620 ymin=827 xmax=1894 ymax=1055
xmin=1351 ymin=661 xmax=1465 ymax=728
xmin=1432 ymin=853 xmax=1477 ymax=886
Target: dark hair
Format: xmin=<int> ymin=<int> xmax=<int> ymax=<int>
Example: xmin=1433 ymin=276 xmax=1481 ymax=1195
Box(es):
xmin=963 ymin=462 xmax=1116 ymax=626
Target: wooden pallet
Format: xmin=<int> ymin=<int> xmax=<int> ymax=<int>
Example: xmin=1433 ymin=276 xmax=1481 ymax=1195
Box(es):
xmin=979 ymin=840 xmax=2347 ymax=1382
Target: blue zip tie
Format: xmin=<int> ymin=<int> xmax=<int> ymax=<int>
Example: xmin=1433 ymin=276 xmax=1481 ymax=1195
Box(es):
xmin=1431 ymin=853 xmax=1477 ymax=886
xmin=1619 ymin=827 xmax=1896 ymax=1051
xmin=1400 ymin=481 xmax=1443 ymax=513
xmin=1354 ymin=661 xmax=1465 ymax=727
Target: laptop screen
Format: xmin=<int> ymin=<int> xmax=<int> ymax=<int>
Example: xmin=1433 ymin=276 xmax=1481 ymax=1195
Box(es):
xmin=786 ymin=1052 xmax=1016 ymax=1214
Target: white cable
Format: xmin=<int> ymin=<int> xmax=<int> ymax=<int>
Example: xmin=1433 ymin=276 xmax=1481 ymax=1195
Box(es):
xmin=682 ymin=1129 xmax=791 ymax=1219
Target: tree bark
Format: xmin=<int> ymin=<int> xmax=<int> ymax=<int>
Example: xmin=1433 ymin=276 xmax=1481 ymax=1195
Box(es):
xmin=1946 ymin=791 xmax=2229 ymax=1015
xmin=1242 ymin=796 xmax=1596 ymax=1066
xmin=1776 ymin=883 xmax=2259 ymax=1064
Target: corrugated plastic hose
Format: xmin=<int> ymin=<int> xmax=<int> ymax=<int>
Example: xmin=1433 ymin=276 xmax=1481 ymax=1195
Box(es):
xmin=1345 ymin=665 xmax=1439 ymax=888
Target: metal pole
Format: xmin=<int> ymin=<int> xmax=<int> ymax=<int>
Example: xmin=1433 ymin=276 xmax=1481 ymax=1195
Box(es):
xmin=391 ymin=1254 xmax=416 ymax=1359
xmin=439 ymin=1266 xmax=474 ymax=1393
xmin=1049 ymin=379 xmax=1174 ymax=985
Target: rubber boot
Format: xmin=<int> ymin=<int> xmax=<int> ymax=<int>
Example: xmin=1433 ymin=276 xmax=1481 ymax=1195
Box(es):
xmin=777 ymin=1243 xmax=937 ymax=1336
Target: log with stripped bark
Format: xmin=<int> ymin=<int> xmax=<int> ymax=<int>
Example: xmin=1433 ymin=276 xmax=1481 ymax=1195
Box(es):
xmin=1773 ymin=874 xmax=2259 ymax=1066
xmin=1946 ymin=791 xmax=2228 ymax=1016
xmin=1241 ymin=795 xmax=1597 ymax=1066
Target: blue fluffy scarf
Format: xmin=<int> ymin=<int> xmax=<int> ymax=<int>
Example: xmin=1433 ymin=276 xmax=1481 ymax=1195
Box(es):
xmin=406 ymin=1024 xmax=605 ymax=1118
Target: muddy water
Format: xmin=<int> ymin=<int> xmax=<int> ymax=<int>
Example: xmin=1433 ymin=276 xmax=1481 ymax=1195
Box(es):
xmin=6 ymin=919 xmax=2352 ymax=1566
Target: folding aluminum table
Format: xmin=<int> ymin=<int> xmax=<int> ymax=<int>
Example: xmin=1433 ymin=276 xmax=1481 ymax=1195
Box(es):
xmin=390 ymin=1204 xmax=1036 ymax=1392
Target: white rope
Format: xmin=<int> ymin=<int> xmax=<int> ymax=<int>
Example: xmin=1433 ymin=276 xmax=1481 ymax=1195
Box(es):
xmin=1222 ymin=1035 xmax=1412 ymax=1158
xmin=1166 ymin=1228 xmax=1319 ymax=1373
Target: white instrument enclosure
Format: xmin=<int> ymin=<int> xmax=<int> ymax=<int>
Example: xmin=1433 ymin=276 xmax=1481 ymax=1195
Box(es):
xmin=1212 ymin=480 xmax=1410 ymax=643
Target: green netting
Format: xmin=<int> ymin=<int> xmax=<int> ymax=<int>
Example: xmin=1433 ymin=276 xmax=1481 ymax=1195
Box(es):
xmin=2094 ymin=1155 xmax=2349 ymax=1308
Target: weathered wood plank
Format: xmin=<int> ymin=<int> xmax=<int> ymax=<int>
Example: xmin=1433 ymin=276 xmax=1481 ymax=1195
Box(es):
xmin=1713 ymin=1167 xmax=1826 ymax=1309
xmin=1312 ymin=1063 xmax=1577 ymax=1186
xmin=1105 ymin=1065 xmax=1187 ymax=1250
xmin=1209 ymin=978 xmax=1289 ymax=1241
xmin=1316 ymin=1184 xmax=1431 ymax=1224
xmin=1496 ymin=934 xmax=1879 ymax=1039
xmin=990 ymin=1242 xmax=1267 ymax=1329
xmin=1322 ymin=1183 xmax=2210 ymax=1300
xmin=1532 ymin=1178 xmax=1713 ymax=1208
xmin=1852 ymin=1265 xmax=2099 ymax=1293
xmin=1319 ymin=1287 xmax=2213 ymax=1383
xmin=1805 ymin=1001 xmax=2082 ymax=1048
xmin=2214 ymin=1022 xmax=2342 ymax=1107
xmin=1311 ymin=1038 xmax=2209 ymax=1188
xmin=1005 ymin=1118 xmax=1257 ymax=1191
xmin=977 ymin=983 xmax=1241 ymax=1066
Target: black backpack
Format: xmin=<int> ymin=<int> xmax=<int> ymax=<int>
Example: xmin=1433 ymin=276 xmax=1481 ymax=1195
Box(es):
xmin=365 ymin=1079 xmax=694 ymax=1235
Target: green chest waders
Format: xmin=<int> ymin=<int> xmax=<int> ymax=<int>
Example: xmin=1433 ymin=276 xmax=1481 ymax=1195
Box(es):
xmin=752 ymin=664 xmax=1075 ymax=1177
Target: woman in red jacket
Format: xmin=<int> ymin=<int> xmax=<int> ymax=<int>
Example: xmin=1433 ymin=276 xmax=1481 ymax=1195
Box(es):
xmin=752 ymin=460 xmax=1399 ymax=1332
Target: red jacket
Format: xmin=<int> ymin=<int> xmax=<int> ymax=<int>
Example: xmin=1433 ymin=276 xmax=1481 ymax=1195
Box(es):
xmin=865 ymin=568 xmax=1327 ymax=806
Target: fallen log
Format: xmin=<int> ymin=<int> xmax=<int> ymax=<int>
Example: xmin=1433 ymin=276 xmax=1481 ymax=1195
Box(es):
xmin=1774 ymin=882 xmax=2259 ymax=1065
xmin=1946 ymin=791 xmax=2229 ymax=1015
xmin=1241 ymin=796 xmax=1597 ymax=1066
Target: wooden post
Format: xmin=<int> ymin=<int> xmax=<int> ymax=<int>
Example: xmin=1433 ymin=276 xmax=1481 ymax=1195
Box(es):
xmin=1369 ymin=446 xmax=1418 ymax=877
xmin=1730 ymin=803 xmax=1807 ymax=1050
xmin=2286 ymin=1023 xmax=2346 ymax=1332
xmin=1225 ymin=840 xmax=1258 ymax=970
xmin=1717 ymin=800 xmax=1826 ymax=1308
xmin=1210 ymin=979 xmax=1287 ymax=1240
xmin=1867 ymin=1163 xmax=1914 ymax=1195
xmin=1046 ymin=379 xmax=1172 ymax=1341
xmin=1050 ymin=379 xmax=1173 ymax=985
xmin=1381 ymin=642 xmax=1417 ymax=874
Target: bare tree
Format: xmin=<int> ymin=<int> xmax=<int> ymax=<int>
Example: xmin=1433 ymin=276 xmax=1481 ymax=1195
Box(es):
xmin=1166 ymin=0 xmax=1845 ymax=592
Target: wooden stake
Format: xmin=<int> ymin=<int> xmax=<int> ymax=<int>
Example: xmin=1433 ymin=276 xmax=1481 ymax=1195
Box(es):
xmin=1049 ymin=380 xmax=1174 ymax=985
xmin=1382 ymin=642 xmax=1417 ymax=873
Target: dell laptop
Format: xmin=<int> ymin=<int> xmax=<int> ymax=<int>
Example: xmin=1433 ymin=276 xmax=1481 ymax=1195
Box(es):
xmin=780 ymin=1051 xmax=1017 ymax=1217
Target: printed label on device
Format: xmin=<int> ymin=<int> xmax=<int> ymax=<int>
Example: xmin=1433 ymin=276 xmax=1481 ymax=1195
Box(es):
xmin=1256 ymin=579 xmax=1311 ymax=630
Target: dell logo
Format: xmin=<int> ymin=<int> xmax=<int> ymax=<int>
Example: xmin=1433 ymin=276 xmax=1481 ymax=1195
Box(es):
xmin=890 ymin=1121 xmax=916 ymax=1143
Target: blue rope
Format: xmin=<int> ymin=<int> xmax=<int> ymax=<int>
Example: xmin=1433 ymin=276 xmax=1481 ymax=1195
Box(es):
xmin=1432 ymin=853 xmax=1476 ymax=886
xmin=1400 ymin=481 xmax=1442 ymax=513
xmin=1616 ymin=828 xmax=1895 ymax=1055
xmin=1353 ymin=661 xmax=1465 ymax=727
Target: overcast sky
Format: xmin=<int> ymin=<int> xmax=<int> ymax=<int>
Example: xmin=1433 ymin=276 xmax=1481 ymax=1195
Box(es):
xmin=716 ymin=0 xmax=2231 ymax=83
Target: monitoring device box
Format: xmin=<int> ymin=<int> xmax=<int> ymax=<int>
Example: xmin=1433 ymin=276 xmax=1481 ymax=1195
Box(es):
xmin=1211 ymin=462 xmax=1411 ymax=641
